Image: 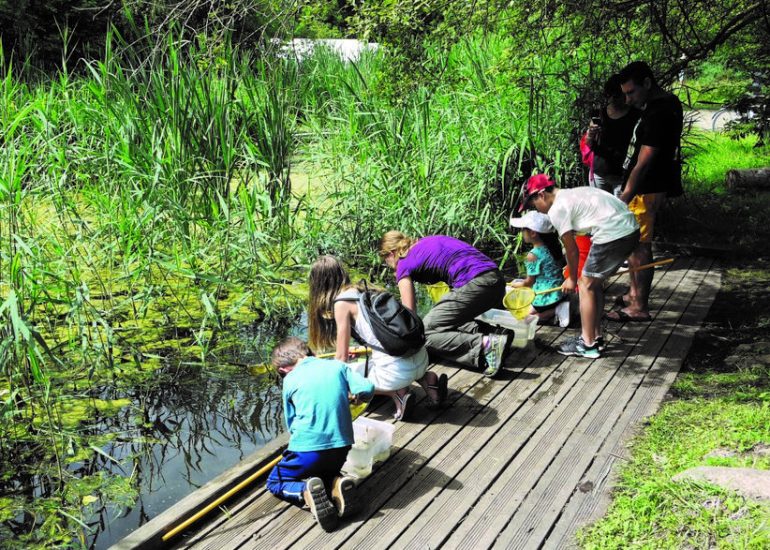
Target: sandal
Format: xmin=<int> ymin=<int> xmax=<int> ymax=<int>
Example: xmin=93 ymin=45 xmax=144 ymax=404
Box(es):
xmin=425 ymin=373 xmax=448 ymax=410
xmin=393 ymin=390 xmax=414 ymax=421
xmin=605 ymin=308 xmax=652 ymax=322
xmin=613 ymin=295 xmax=630 ymax=308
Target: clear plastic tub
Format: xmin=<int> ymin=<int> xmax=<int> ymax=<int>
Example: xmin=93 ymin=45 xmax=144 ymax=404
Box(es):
xmin=342 ymin=417 xmax=395 ymax=479
xmin=476 ymin=309 xmax=538 ymax=348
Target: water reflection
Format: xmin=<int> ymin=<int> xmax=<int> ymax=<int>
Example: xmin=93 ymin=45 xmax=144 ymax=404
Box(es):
xmin=0 ymin=312 xmax=295 ymax=549
xmin=87 ymin=313 xmax=306 ymax=548
xmin=88 ymin=364 xmax=283 ymax=549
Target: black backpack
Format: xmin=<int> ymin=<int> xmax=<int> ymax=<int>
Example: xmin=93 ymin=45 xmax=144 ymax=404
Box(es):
xmin=335 ymin=283 xmax=426 ymax=357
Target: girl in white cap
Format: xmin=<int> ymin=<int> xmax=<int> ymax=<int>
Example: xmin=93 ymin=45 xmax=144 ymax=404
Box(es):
xmin=509 ymin=211 xmax=570 ymax=327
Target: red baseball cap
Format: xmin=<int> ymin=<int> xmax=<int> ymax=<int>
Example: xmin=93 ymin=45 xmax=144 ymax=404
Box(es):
xmin=518 ymin=174 xmax=555 ymax=212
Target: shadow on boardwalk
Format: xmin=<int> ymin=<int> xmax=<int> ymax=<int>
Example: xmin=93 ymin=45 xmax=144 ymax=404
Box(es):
xmin=114 ymin=256 xmax=720 ymax=550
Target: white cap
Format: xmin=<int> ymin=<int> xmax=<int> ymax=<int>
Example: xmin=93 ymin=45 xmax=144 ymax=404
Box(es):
xmin=509 ymin=211 xmax=554 ymax=233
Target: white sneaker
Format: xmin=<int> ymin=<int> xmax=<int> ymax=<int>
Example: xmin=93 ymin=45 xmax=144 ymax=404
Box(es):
xmin=555 ymin=301 xmax=570 ymax=328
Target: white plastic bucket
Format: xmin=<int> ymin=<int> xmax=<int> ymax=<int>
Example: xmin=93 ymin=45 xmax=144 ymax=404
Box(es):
xmin=342 ymin=417 xmax=395 ymax=479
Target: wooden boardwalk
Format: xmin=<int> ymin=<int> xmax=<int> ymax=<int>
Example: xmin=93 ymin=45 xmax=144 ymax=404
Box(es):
xmin=126 ymin=256 xmax=719 ymax=550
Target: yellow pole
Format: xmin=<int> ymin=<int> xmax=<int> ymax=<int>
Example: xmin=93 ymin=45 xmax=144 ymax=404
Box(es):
xmin=317 ymin=346 xmax=369 ymax=359
xmin=622 ymin=257 xmax=674 ymax=273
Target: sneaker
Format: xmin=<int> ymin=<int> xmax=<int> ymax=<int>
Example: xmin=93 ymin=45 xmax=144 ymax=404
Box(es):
xmin=554 ymin=301 xmax=570 ymax=328
xmin=331 ymin=475 xmax=361 ymax=518
xmin=303 ymin=477 xmax=338 ymax=531
xmin=595 ymin=336 xmax=607 ymax=352
xmin=557 ymin=336 xmax=600 ymax=359
xmin=483 ymin=334 xmax=508 ymax=377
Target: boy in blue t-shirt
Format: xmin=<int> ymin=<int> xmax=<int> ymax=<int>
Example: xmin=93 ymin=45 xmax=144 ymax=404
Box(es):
xmin=268 ymin=337 xmax=375 ymax=531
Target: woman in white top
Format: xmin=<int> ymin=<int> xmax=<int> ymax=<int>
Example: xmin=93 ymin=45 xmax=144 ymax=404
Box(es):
xmin=308 ymin=256 xmax=447 ymax=420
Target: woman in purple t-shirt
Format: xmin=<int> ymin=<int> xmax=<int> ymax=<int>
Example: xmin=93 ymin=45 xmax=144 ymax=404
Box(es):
xmin=379 ymin=231 xmax=509 ymax=377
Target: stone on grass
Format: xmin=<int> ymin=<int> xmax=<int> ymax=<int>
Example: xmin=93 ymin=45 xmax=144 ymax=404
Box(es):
xmin=674 ymin=466 xmax=770 ymax=501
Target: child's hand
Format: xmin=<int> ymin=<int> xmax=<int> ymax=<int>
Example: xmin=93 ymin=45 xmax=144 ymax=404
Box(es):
xmin=349 ymin=392 xmax=372 ymax=405
xmin=562 ymin=278 xmax=577 ymax=294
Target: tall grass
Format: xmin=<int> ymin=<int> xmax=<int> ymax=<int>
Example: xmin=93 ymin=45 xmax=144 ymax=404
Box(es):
xmin=1 ymin=27 xmax=608 ymax=545
xmin=294 ymin=33 xmax=585 ymax=270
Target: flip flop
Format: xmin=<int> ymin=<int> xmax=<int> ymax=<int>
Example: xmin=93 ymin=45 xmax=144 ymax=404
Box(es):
xmin=613 ymin=295 xmax=630 ymax=308
xmin=605 ymin=309 xmax=652 ymax=322
xmin=426 ymin=373 xmax=448 ymax=410
xmin=393 ymin=390 xmax=414 ymax=421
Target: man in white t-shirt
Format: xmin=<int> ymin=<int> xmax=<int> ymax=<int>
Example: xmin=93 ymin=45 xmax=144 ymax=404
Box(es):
xmin=518 ymin=174 xmax=640 ymax=358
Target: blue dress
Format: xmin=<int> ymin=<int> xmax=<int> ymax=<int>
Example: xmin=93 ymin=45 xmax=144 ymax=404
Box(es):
xmin=525 ymin=246 xmax=564 ymax=308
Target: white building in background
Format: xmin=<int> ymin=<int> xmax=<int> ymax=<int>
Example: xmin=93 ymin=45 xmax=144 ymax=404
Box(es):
xmin=279 ymin=38 xmax=379 ymax=62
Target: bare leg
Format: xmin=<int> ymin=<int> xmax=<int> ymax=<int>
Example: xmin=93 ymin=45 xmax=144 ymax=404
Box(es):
xmin=579 ymin=274 xmax=603 ymax=346
xmin=625 ymin=242 xmax=653 ymax=315
xmin=417 ymin=371 xmax=438 ymax=402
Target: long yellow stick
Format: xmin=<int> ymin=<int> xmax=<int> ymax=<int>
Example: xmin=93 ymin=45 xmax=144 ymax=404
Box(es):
xmin=317 ymin=346 xmax=369 ymax=359
xmin=161 ymin=402 xmax=369 ymax=542
xmin=616 ymin=257 xmax=674 ymax=274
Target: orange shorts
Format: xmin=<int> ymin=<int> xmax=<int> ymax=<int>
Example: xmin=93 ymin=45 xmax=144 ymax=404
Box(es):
xmin=628 ymin=193 xmax=665 ymax=243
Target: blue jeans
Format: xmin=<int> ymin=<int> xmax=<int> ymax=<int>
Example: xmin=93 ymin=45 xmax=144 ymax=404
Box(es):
xmin=266 ymin=447 xmax=351 ymax=505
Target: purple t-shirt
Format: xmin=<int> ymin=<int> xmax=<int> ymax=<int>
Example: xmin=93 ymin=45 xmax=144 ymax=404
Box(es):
xmin=395 ymin=236 xmax=497 ymax=288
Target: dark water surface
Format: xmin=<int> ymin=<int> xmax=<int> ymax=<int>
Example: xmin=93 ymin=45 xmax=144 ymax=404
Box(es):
xmin=89 ymin=368 xmax=283 ymax=549
xmin=84 ymin=314 xmax=307 ymax=549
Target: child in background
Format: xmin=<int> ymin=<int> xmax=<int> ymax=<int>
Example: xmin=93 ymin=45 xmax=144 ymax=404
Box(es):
xmin=308 ymin=256 xmax=447 ymax=421
xmin=518 ymin=174 xmax=639 ymax=358
xmin=267 ymin=337 xmax=374 ymax=532
xmin=508 ymin=211 xmax=570 ymax=327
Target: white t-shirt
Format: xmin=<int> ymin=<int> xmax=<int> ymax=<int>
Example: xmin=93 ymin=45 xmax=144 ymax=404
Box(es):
xmin=547 ymin=187 xmax=639 ymax=244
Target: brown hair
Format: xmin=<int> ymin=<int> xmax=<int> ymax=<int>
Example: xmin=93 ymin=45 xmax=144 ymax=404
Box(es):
xmin=379 ymin=230 xmax=416 ymax=261
xmin=308 ymin=255 xmax=351 ymax=351
xmin=271 ymin=337 xmax=312 ymax=371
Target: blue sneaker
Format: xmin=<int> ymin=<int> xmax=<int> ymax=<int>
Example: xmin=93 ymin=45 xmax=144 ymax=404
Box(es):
xmin=483 ymin=334 xmax=509 ymax=377
xmin=557 ymin=336 xmax=600 ymax=359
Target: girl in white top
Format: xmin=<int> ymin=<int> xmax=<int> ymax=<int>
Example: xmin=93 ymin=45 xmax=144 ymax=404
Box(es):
xmin=308 ymin=256 xmax=447 ymax=420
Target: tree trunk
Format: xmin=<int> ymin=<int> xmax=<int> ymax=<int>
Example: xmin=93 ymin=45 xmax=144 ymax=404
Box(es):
xmin=725 ymin=168 xmax=770 ymax=190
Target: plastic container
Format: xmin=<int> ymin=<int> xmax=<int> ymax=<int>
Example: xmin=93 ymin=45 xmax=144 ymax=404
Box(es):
xmin=476 ymin=309 xmax=538 ymax=348
xmin=342 ymin=417 xmax=396 ymax=479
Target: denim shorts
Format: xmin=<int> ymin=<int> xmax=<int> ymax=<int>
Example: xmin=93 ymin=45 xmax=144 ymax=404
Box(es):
xmin=582 ymin=230 xmax=640 ymax=279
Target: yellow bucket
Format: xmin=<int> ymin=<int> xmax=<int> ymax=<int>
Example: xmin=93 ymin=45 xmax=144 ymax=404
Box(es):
xmin=426 ymin=282 xmax=450 ymax=303
xmin=503 ymin=287 xmax=535 ymax=320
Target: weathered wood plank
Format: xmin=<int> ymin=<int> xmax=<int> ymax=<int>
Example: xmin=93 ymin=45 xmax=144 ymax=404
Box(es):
xmin=443 ymin=257 xmax=695 ymax=549
xmin=542 ymin=260 xmax=720 ymax=549
xmin=493 ymin=258 xmax=713 ymax=549
xmin=157 ymin=256 xmax=718 ymax=550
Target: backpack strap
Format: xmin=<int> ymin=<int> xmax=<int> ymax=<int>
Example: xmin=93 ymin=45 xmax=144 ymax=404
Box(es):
xmin=333 ymin=286 xmax=384 ymax=354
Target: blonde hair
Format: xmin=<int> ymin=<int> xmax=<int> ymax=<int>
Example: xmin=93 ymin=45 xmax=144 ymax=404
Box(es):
xmin=379 ymin=230 xmax=416 ymax=261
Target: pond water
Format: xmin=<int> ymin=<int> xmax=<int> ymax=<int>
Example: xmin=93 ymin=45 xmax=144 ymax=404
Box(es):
xmin=87 ymin=366 xmax=282 ymax=548
xmin=83 ymin=314 xmax=306 ymax=549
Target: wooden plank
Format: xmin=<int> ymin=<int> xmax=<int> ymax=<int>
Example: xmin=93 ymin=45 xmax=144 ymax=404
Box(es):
xmin=195 ymin=260 xmax=688 ymax=550
xmin=492 ymin=259 xmax=713 ymax=549
xmin=246 ymin=331 xmax=569 ymax=549
xmin=164 ymin=256 xmax=716 ymax=550
xmin=542 ymin=261 xmax=721 ymax=549
xmin=441 ymin=257 xmax=695 ymax=549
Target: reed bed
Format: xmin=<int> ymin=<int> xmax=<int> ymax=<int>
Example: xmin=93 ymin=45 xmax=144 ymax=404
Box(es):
xmin=0 ymin=30 xmax=590 ymax=545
